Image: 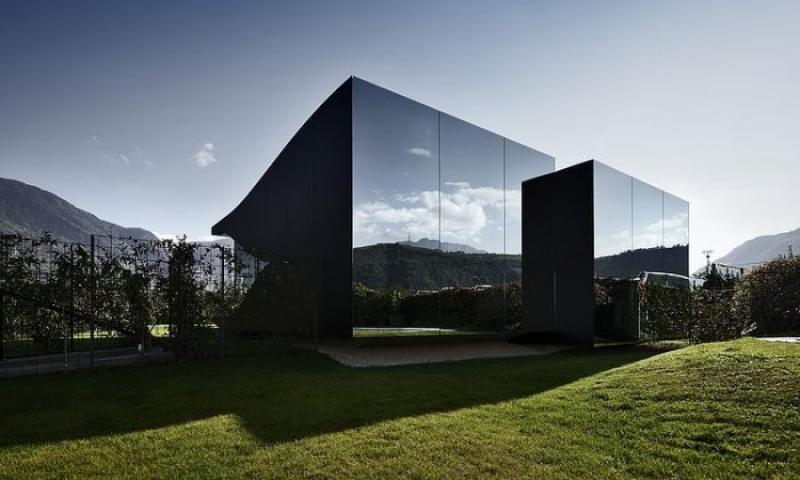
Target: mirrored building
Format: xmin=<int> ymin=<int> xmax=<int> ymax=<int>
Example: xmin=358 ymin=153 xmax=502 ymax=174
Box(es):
xmin=213 ymin=77 xmax=555 ymax=338
xmin=521 ymin=160 xmax=689 ymax=345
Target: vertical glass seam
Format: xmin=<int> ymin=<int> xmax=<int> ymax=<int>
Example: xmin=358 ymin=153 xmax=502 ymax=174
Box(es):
xmin=502 ymin=139 xmax=507 ymax=329
xmin=438 ymin=112 xmax=441 ymax=252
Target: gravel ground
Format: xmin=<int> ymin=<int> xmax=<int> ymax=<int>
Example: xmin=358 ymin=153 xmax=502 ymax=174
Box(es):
xmin=318 ymin=341 xmax=569 ymax=368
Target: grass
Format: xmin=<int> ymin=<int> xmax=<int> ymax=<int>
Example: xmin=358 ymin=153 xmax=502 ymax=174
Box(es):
xmin=0 ymin=338 xmax=798 ymax=479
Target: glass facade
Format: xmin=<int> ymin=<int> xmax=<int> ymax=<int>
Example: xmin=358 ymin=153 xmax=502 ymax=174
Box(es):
xmin=593 ymin=164 xmax=689 ymax=279
xmin=505 ymin=139 xmax=554 ymax=255
xmin=663 ymin=192 xmax=690 ymax=275
xmin=352 ymin=79 xmax=440 ymax=247
xmin=593 ymin=162 xmax=689 ymax=341
xmin=594 ymin=163 xmax=633 ymax=278
xmin=352 ymin=78 xmax=554 ymax=332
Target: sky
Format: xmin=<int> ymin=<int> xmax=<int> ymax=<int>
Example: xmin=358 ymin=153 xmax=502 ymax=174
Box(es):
xmin=1 ymin=0 xmax=798 ymax=272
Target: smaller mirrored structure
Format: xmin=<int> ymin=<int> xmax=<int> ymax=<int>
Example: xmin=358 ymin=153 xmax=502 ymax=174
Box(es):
xmin=522 ymin=160 xmax=689 ymax=345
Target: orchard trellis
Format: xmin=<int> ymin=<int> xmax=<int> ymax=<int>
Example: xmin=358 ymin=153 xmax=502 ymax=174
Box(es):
xmin=0 ymin=233 xmax=249 ymax=361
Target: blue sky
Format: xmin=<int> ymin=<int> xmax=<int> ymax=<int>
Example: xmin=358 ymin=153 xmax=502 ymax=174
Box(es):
xmin=1 ymin=0 xmax=798 ymax=271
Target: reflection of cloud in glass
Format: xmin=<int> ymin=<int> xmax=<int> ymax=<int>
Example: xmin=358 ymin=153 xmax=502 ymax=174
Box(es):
xmin=595 ymin=228 xmax=633 ymax=258
xmin=663 ymin=212 xmax=689 ymax=247
xmin=634 ymin=217 xmax=664 ymax=249
xmin=354 ymin=181 xmax=508 ymax=248
xmin=406 ymin=147 xmax=432 ymax=158
xmin=352 ymin=78 xmax=555 ymax=255
xmin=505 ymin=190 xmax=522 ymax=221
xmin=595 ymin=212 xmax=689 ymax=257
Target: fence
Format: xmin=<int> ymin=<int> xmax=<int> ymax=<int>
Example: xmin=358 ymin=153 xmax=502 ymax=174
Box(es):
xmin=0 ymin=233 xmax=316 ymax=376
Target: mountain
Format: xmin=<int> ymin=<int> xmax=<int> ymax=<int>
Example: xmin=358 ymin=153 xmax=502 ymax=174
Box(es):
xmin=0 ymin=177 xmax=158 ymax=243
xmin=354 ymin=242 xmax=519 ymax=289
xmin=398 ymin=237 xmax=487 ymax=254
xmin=192 ymin=237 xmax=234 ymax=249
xmin=713 ymin=227 xmax=800 ymax=268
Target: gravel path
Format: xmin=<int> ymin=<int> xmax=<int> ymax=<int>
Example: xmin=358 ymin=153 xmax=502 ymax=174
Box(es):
xmin=318 ymin=341 xmax=569 ymax=368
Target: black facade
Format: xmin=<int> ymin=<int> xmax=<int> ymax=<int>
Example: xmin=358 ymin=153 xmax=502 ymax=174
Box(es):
xmin=522 ymin=160 xmax=689 ymax=345
xmin=212 ymin=80 xmax=353 ymax=338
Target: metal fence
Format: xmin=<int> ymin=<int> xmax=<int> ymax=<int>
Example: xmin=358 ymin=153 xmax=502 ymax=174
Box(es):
xmin=0 ymin=233 xmax=316 ymax=377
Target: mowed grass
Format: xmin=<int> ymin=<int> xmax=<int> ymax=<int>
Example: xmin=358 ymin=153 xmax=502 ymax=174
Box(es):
xmin=0 ymin=338 xmax=798 ymax=479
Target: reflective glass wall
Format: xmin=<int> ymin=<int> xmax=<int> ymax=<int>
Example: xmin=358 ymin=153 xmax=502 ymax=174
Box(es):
xmin=593 ymin=162 xmax=689 ymax=340
xmin=594 ymin=163 xmax=689 ymax=279
xmin=352 ymin=78 xmax=554 ymax=333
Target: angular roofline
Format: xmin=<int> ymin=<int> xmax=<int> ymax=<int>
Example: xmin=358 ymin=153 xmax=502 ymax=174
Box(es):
xmin=212 ymin=77 xmax=353 ymax=236
xmin=522 ymin=159 xmax=689 ymax=205
xmin=213 ymin=75 xmax=559 ymax=236
xmin=589 ymin=159 xmax=689 ymax=204
xmin=352 ymin=75 xmax=554 ymax=161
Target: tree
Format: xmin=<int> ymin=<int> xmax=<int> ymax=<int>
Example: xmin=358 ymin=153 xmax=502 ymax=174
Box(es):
xmin=735 ymin=257 xmax=800 ymax=335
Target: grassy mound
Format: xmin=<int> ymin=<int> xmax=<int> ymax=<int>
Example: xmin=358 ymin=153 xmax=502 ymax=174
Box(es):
xmin=1 ymin=338 xmax=798 ymax=478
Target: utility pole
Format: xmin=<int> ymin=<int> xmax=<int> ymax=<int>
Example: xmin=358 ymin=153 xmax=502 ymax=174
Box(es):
xmin=702 ymin=249 xmax=714 ymax=274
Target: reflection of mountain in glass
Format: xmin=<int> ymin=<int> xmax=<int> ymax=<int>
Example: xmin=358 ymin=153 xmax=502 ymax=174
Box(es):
xmin=353 ymin=243 xmax=520 ymax=290
xmin=398 ymin=238 xmax=487 ymax=254
xmin=594 ymin=244 xmax=689 ymax=279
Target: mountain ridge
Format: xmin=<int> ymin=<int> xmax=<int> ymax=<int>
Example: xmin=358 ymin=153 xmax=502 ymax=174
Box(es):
xmin=398 ymin=237 xmax=487 ymax=254
xmin=711 ymin=227 xmax=800 ymax=271
xmin=0 ymin=177 xmax=158 ymax=243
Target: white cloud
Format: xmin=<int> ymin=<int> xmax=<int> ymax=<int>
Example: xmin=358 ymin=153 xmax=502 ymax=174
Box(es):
xmin=91 ymin=135 xmax=100 ymax=145
xmin=119 ymin=154 xmax=130 ymax=165
xmin=595 ymin=211 xmax=689 ymax=257
xmin=407 ymin=147 xmax=432 ymax=158
xmin=354 ymin=181 xmax=505 ymax=247
xmin=192 ymin=142 xmax=217 ymax=167
xmin=143 ymin=159 xmax=155 ymax=167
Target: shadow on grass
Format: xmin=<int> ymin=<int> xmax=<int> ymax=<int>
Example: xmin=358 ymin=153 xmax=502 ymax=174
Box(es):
xmin=0 ymin=341 xmax=672 ymax=449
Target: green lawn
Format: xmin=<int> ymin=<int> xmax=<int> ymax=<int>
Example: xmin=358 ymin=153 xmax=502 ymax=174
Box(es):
xmin=0 ymin=338 xmax=798 ymax=479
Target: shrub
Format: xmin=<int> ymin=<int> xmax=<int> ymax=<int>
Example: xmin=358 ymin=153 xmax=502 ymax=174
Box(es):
xmin=734 ymin=257 xmax=800 ymax=335
xmin=353 ymin=283 xmax=522 ymax=332
xmin=640 ymin=284 xmax=751 ymax=343
xmin=691 ymin=288 xmax=753 ymax=342
xmin=640 ymin=283 xmax=691 ymax=340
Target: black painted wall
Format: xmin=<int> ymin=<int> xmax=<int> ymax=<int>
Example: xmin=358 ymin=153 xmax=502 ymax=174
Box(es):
xmin=212 ymin=78 xmax=353 ymax=338
xmin=522 ymin=161 xmax=595 ymax=345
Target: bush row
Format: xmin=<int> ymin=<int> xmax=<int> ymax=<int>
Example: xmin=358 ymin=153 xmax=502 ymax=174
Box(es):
xmin=353 ymin=283 xmax=522 ymax=332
